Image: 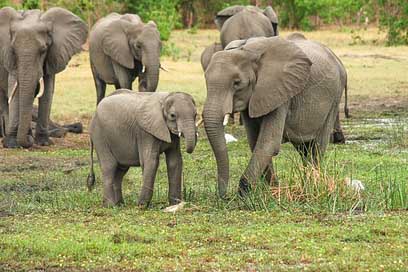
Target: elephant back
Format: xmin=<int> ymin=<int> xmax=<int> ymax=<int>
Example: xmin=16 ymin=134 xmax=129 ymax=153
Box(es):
xmin=220 ymin=8 xmax=274 ymax=48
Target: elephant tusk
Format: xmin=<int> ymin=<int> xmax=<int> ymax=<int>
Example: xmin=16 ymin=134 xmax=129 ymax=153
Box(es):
xmin=178 ymin=132 xmax=182 ymax=137
xmin=36 ymin=77 xmax=45 ymax=98
xmin=160 ymin=64 xmax=169 ymax=72
xmin=196 ymin=132 xmax=199 ymax=137
xmin=195 ymin=118 xmax=204 ymax=127
xmin=8 ymin=82 xmax=18 ymax=104
xmin=223 ymin=114 xmax=230 ymax=126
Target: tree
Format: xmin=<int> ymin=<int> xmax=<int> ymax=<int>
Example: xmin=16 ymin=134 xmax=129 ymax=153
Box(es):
xmin=378 ymin=0 xmax=408 ymax=45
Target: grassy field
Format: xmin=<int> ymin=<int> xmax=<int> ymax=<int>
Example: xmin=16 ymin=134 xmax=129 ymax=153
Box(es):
xmin=0 ymin=28 xmax=407 ymax=271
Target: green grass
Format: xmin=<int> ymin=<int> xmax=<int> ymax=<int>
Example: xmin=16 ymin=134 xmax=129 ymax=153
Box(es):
xmin=1 ymin=28 xmax=408 ymax=271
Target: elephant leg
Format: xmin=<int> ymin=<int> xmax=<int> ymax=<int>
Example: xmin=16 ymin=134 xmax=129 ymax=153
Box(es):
xmin=3 ymin=88 xmax=19 ymax=148
xmin=299 ymin=104 xmax=338 ymax=166
xmin=113 ymin=62 xmax=133 ymax=90
xmin=138 ymin=140 xmax=160 ymax=207
xmin=165 ymin=144 xmax=183 ymax=205
xmin=35 ymin=74 xmax=55 ymax=146
xmin=0 ymin=89 xmax=8 ymax=138
xmin=294 ymin=141 xmax=318 ymax=166
xmin=241 ymin=110 xmax=276 ymax=186
xmin=112 ymin=165 xmax=129 ymax=205
xmin=239 ymin=106 xmax=287 ymax=195
xmin=331 ymin=112 xmax=345 ymax=144
xmin=92 ymin=66 xmax=107 ymax=105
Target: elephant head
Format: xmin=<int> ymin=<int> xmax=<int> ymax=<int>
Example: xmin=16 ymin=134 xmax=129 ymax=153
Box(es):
xmin=214 ymin=5 xmax=278 ymax=35
xmin=203 ymin=37 xmax=312 ymax=197
xmin=0 ymin=7 xmax=87 ymax=147
xmin=102 ymin=15 xmax=161 ymax=92
xmin=136 ymin=92 xmax=197 ymax=153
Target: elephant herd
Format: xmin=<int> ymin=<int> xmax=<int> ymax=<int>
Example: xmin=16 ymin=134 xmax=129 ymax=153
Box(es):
xmin=0 ymin=5 xmax=349 ymax=207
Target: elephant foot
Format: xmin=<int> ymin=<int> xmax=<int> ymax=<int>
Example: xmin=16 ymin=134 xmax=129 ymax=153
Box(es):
xmin=137 ymin=199 xmax=151 ymax=208
xmin=332 ymin=131 xmax=346 ymax=144
xmin=63 ymin=122 xmax=83 ymax=134
xmin=103 ymin=197 xmax=124 ymax=207
xmin=49 ymin=128 xmax=67 ymax=138
xmin=2 ymin=135 xmax=18 ymax=148
xmin=35 ymin=134 xmax=54 ymax=146
xmin=238 ymin=177 xmax=252 ymax=197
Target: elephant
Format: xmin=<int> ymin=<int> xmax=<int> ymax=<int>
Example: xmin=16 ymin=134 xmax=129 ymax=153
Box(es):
xmin=202 ymin=36 xmax=347 ymax=197
xmin=0 ymin=7 xmax=88 ymax=148
xmin=87 ymin=90 xmax=198 ymax=207
xmin=89 ymin=13 xmax=162 ymax=104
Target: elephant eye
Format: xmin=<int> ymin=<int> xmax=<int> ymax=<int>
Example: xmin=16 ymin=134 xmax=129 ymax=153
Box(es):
xmin=169 ymin=112 xmax=177 ymax=120
xmin=233 ymin=79 xmax=241 ymax=88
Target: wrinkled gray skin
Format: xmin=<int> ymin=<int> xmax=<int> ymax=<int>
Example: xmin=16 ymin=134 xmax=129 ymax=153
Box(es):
xmin=287 ymin=32 xmax=349 ymax=144
xmin=89 ymin=13 xmax=162 ymax=104
xmin=203 ymin=36 xmax=346 ymax=197
xmin=0 ymin=7 xmax=88 ymax=148
xmin=201 ymin=5 xmax=278 ymax=76
xmin=87 ymin=90 xmax=197 ymax=207
xmin=216 ymin=5 xmax=278 ymax=48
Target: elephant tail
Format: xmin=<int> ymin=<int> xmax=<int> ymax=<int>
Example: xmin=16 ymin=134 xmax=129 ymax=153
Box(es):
xmin=344 ymin=75 xmax=350 ymax=118
xmin=86 ymin=138 xmax=96 ymax=191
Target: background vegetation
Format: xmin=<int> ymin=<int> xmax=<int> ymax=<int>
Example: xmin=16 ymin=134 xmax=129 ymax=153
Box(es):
xmin=1 ymin=0 xmax=407 ymax=44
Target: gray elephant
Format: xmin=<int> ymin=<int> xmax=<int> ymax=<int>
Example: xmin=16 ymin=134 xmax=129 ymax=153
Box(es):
xmin=203 ymin=36 xmax=346 ymax=197
xmin=87 ymin=90 xmax=198 ymax=207
xmin=89 ymin=13 xmax=162 ymax=104
xmin=0 ymin=7 xmax=88 ymax=148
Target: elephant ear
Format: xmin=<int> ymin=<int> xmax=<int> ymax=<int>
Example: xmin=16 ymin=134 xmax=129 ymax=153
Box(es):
xmin=244 ymin=37 xmax=312 ymax=118
xmin=41 ymin=8 xmax=88 ymax=74
xmin=263 ymin=6 xmax=279 ymax=35
xmin=0 ymin=7 xmax=21 ymax=72
xmin=102 ymin=18 xmax=138 ymax=69
xmin=135 ymin=93 xmax=171 ymax=143
xmin=214 ymin=5 xmax=245 ymax=30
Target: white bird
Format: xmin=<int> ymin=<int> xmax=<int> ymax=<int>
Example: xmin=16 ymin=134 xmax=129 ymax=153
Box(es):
xmin=225 ymin=133 xmax=238 ymax=143
xmin=163 ymin=201 xmax=186 ymax=213
xmin=345 ymin=178 xmax=365 ymax=192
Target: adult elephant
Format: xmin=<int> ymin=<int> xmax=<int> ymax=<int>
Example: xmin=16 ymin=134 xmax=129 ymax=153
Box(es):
xmin=89 ymin=13 xmax=162 ymax=104
xmin=203 ymin=36 xmax=346 ymax=197
xmin=0 ymin=7 xmax=88 ymax=148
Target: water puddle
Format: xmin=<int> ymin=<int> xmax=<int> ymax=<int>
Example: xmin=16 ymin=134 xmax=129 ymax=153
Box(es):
xmin=343 ymin=117 xmax=407 ymax=150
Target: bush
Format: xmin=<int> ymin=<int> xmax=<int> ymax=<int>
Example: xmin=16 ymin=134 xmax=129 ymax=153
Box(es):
xmin=123 ymin=0 xmax=180 ymax=41
xmin=378 ymin=0 xmax=408 ymax=45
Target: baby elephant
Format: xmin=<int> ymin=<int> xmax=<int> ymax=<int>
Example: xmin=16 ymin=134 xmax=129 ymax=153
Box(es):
xmin=87 ymin=90 xmax=198 ymax=207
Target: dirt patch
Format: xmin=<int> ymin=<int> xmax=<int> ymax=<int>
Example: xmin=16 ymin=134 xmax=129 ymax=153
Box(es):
xmin=345 ymin=96 xmax=408 ymax=117
xmin=340 ymin=53 xmax=405 ymax=61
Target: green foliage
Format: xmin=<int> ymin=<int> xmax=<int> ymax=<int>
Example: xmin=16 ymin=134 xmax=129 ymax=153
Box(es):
xmin=22 ymin=0 xmax=39 ymax=9
xmin=122 ymin=0 xmax=180 ymax=41
xmin=378 ymin=0 xmax=408 ymax=45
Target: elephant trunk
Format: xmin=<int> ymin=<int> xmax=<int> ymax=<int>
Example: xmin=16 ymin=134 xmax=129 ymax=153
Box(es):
xmin=203 ymin=98 xmax=229 ymax=198
xmin=143 ymin=55 xmax=160 ymax=92
xmin=181 ymin=118 xmax=197 ymax=154
xmin=16 ymin=57 xmax=38 ymax=148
